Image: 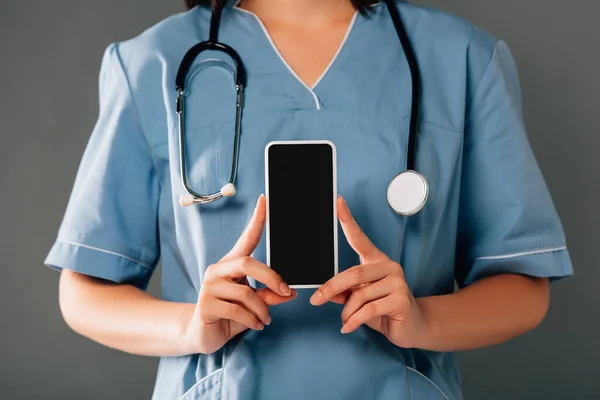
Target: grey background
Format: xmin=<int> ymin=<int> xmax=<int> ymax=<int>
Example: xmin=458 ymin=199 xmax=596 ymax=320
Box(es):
xmin=0 ymin=0 xmax=597 ymax=398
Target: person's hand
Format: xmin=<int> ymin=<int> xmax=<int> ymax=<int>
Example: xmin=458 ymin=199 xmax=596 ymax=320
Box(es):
xmin=309 ymin=196 xmax=429 ymax=349
xmin=185 ymin=195 xmax=296 ymax=355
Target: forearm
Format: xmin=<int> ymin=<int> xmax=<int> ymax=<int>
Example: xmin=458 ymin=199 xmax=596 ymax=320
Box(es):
xmin=59 ymin=269 xmax=195 ymax=357
xmin=414 ymin=274 xmax=549 ymax=352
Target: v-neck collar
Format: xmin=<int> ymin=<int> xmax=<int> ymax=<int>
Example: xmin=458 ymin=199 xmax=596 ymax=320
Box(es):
xmin=231 ymin=4 xmax=360 ymax=110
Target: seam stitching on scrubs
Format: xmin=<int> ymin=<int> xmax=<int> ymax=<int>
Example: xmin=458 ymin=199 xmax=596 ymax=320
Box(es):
xmin=475 ymin=246 xmax=567 ymax=261
xmin=172 ymin=111 xmax=459 ymax=134
xmin=56 ymin=239 xmax=153 ymax=270
xmin=113 ymin=43 xmax=163 ymax=193
xmin=232 ymin=6 xmax=323 ymax=110
xmin=178 ymin=368 xmax=224 ymax=400
xmin=465 ymin=39 xmax=501 ymax=116
xmin=406 ymin=367 xmax=450 ymax=400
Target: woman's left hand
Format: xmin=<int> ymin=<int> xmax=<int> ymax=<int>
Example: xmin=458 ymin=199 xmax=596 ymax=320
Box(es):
xmin=309 ymin=196 xmax=430 ymax=349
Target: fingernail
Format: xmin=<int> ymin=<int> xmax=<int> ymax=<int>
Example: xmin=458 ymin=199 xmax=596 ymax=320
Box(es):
xmin=280 ymin=282 xmax=291 ymax=296
xmin=256 ymin=322 xmax=264 ymax=330
xmin=254 ymin=195 xmax=263 ymax=210
xmin=265 ymin=315 xmax=272 ymax=326
xmin=340 ymin=325 xmax=348 ymax=334
xmin=310 ymin=291 xmax=322 ymax=305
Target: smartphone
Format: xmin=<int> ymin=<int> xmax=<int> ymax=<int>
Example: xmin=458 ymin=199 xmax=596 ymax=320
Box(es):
xmin=265 ymin=140 xmax=338 ymax=289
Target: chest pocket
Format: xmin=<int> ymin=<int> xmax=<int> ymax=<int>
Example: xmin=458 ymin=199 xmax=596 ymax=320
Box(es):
xmin=414 ymin=121 xmax=463 ymax=216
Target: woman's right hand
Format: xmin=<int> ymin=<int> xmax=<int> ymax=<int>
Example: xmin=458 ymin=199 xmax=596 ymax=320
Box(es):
xmin=184 ymin=195 xmax=296 ymax=355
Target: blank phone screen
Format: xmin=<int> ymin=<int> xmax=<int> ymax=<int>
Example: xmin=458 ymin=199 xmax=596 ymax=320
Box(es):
xmin=267 ymin=143 xmax=336 ymax=286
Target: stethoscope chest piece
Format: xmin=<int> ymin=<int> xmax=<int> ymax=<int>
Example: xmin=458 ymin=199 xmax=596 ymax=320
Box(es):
xmin=387 ymin=170 xmax=429 ymax=216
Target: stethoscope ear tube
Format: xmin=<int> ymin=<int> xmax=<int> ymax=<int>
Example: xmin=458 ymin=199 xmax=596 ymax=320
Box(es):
xmin=176 ymin=4 xmax=247 ymax=206
xmin=175 ymin=42 xmax=247 ymax=92
xmin=176 ymin=4 xmax=246 ymax=92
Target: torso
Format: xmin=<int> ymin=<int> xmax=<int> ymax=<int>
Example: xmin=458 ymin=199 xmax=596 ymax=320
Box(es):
xmin=116 ymin=3 xmax=499 ymax=399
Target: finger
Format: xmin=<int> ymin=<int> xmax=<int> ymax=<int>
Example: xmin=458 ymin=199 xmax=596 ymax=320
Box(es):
xmin=329 ymin=292 xmax=350 ymax=305
xmin=206 ymin=280 xmax=271 ymax=325
xmin=212 ymin=257 xmax=292 ymax=297
xmin=337 ymin=196 xmax=387 ymax=263
xmin=310 ymin=263 xmax=392 ymax=306
xmin=340 ymin=296 xmax=396 ymax=334
xmin=222 ymin=195 xmax=266 ymax=261
xmin=256 ymin=288 xmax=298 ymax=306
xmin=341 ymin=276 xmax=397 ymax=323
xmin=201 ymin=298 xmax=264 ymax=331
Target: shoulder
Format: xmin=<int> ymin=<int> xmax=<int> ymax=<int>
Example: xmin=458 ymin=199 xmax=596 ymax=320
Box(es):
xmin=393 ymin=1 xmax=500 ymax=65
xmin=392 ymin=2 xmax=511 ymax=99
xmin=93 ymin=6 xmax=214 ymax=137
xmin=105 ymin=6 xmax=212 ymax=80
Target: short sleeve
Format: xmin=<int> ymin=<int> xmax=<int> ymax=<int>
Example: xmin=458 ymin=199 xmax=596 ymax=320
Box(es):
xmin=455 ymin=40 xmax=573 ymax=287
xmin=44 ymin=43 xmax=160 ymax=290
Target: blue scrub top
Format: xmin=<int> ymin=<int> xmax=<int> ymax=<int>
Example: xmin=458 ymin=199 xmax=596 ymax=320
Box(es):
xmin=44 ymin=2 xmax=573 ymax=399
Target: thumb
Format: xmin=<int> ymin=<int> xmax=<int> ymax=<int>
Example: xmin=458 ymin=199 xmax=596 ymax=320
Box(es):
xmin=256 ymin=288 xmax=297 ymax=305
xmin=221 ymin=195 xmax=266 ymax=262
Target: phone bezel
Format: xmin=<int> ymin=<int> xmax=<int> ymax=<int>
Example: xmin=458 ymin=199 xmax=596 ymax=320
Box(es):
xmin=264 ymin=140 xmax=338 ymax=289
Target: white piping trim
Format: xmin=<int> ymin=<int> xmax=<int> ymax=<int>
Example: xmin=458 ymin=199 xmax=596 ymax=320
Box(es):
xmin=406 ymin=367 xmax=450 ymax=400
xmin=179 ymin=368 xmax=224 ymax=400
xmin=309 ymin=11 xmax=358 ymax=90
xmin=475 ymin=246 xmax=567 ymax=262
xmin=55 ymin=239 xmax=152 ymax=269
xmin=233 ymin=6 xmax=321 ymax=110
xmin=234 ymin=5 xmax=358 ymax=110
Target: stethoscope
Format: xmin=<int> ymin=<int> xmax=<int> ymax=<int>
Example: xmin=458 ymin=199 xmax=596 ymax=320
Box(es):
xmin=176 ymin=0 xmax=428 ymax=216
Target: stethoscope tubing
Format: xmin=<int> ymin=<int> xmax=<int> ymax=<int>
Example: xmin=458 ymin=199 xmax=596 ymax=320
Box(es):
xmin=385 ymin=0 xmax=421 ymax=172
xmin=175 ymin=1 xmax=423 ymax=210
